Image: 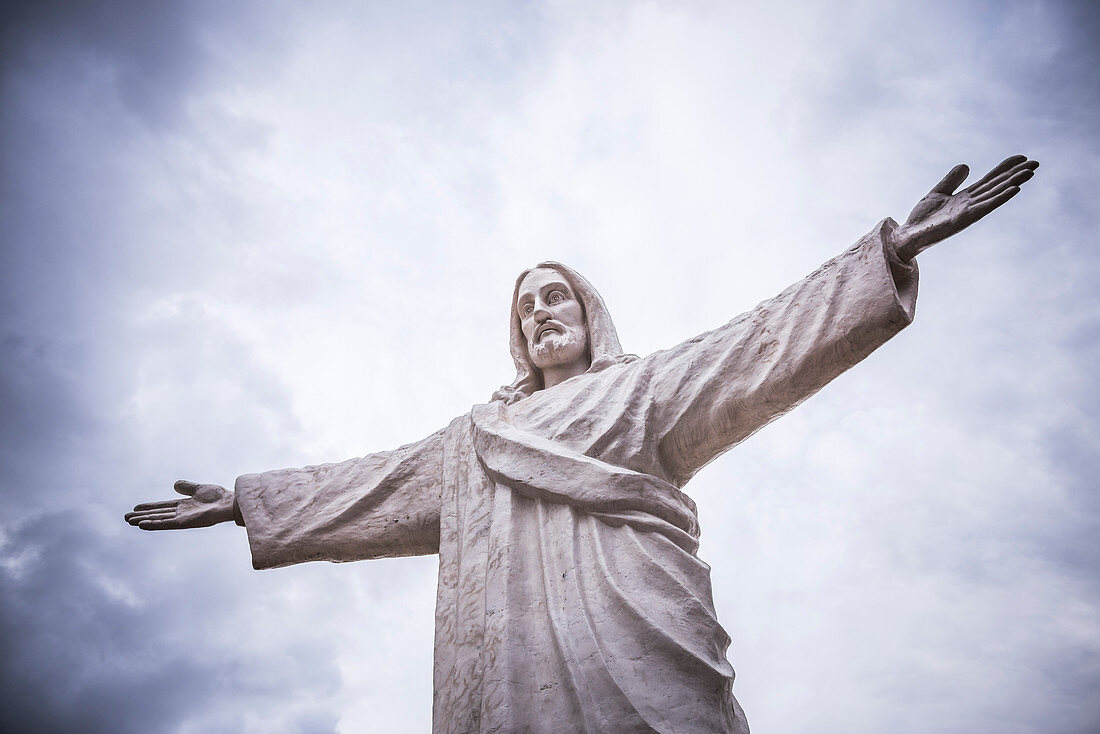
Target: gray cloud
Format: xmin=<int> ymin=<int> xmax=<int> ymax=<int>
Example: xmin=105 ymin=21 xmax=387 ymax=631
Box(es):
xmin=1 ymin=0 xmax=281 ymax=129
xmin=0 ymin=511 xmax=346 ymax=733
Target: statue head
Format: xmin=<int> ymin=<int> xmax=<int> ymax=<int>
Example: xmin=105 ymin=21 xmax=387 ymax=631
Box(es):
xmin=516 ymin=267 xmax=591 ymax=381
xmin=493 ymin=262 xmax=637 ymax=404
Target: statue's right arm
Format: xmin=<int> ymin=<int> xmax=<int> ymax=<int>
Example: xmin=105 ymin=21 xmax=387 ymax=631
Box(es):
xmin=647 ymin=217 xmax=919 ymax=484
xmin=125 ymin=480 xmax=240 ymax=530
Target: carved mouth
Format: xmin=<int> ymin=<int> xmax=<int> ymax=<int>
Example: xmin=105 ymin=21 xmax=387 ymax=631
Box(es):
xmin=536 ymin=324 xmax=563 ymax=342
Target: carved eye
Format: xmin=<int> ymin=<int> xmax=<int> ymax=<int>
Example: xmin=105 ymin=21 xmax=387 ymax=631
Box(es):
xmin=548 ymin=290 xmax=565 ymax=304
xmin=521 ymin=303 xmax=534 ymax=316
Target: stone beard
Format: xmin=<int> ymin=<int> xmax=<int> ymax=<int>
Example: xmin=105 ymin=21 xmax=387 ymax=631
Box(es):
xmin=528 ymin=321 xmax=587 ymax=369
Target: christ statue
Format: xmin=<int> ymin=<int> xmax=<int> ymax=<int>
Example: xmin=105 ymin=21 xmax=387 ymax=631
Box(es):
xmin=126 ymin=155 xmax=1038 ymax=733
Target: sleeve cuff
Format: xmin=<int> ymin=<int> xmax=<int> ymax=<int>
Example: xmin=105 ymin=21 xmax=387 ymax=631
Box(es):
xmin=877 ymin=217 xmax=919 ymax=323
xmin=232 ymin=494 xmax=245 ymax=526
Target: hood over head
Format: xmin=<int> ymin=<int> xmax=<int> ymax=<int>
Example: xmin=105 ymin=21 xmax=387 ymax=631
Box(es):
xmin=492 ymin=261 xmax=638 ymax=404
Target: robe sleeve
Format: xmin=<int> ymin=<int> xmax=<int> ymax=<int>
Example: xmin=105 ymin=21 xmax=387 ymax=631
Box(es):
xmin=648 ymin=218 xmax=918 ymax=484
xmin=234 ymin=428 xmax=445 ymax=569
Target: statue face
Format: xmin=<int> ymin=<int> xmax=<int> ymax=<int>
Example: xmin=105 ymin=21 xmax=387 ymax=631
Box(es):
xmin=516 ymin=268 xmax=590 ymax=373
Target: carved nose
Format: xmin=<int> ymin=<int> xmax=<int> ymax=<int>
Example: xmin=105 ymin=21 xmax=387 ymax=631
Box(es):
xmin=533 ymin=306 xmax=551 ymax=322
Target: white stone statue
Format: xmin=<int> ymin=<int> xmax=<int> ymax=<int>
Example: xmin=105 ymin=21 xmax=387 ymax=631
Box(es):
xmin=126 ymin=156 xmax=1038 ymax=733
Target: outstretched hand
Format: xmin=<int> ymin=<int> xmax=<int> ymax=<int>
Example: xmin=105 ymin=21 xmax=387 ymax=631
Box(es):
xmin=125 ymin=480 xmax=236 ymax=530
xmin=894 ymin=155 xmax=1038 ymax=262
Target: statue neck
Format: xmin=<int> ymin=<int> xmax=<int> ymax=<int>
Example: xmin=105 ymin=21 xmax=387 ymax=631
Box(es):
xmin=540 ymin=358 xmax=591 ymax=390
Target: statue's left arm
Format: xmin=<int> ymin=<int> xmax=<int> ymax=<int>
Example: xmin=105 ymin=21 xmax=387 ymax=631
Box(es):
xmin=649 ymin=156 xmax=1037 ymax=483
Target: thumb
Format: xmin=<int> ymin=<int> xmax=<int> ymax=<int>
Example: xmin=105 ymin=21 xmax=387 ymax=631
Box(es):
xmin=930 ymin=164 xmax=969 ymax=195
xmin=174 ymin=479 xmax=200 ymax=497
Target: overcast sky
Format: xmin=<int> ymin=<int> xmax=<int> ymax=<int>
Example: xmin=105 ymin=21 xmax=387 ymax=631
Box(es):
xmin=2 ymin=1 xmax=1098 ymax=732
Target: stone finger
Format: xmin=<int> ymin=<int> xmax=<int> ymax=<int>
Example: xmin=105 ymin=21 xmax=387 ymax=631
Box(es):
xmin=969 ymin=155 xmax=1028 ymax=188
xmin=133 ymin=499 xmax=178 ymax=511
xmin=931 ymin=164 xmax=970 ymax=195
xmin=967 ymin=186 xmax=1020 ymax=223
xmin=138 ymin=518 xmax=179 ymax=530
xmin=969 ymin=161 xmax=1036 ymax=197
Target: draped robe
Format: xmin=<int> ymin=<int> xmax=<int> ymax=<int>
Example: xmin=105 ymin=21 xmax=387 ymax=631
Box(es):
xmin=234 ymin=220 xmax=918 ymax=733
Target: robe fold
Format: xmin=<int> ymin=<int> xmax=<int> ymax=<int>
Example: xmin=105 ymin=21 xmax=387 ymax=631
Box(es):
xmin=235 ymin=219 xmax=918 ymax=733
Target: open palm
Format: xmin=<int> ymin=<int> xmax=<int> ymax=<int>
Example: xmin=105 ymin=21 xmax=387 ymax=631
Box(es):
xmin=125 ymin=480 xmax=235 ymax=530
xmin=895 ymin=155 xmax=1038 ymax=262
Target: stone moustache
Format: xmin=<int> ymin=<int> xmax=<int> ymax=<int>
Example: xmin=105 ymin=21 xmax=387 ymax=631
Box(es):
xmin=127 ymin=156 xmax=1039 ymax=733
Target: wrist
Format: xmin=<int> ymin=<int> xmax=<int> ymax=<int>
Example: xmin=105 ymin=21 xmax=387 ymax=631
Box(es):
xmin=208 ymin=491 xmax=237 ymax=525
xmin=892 ymin=224 xmax=917 ymax=262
